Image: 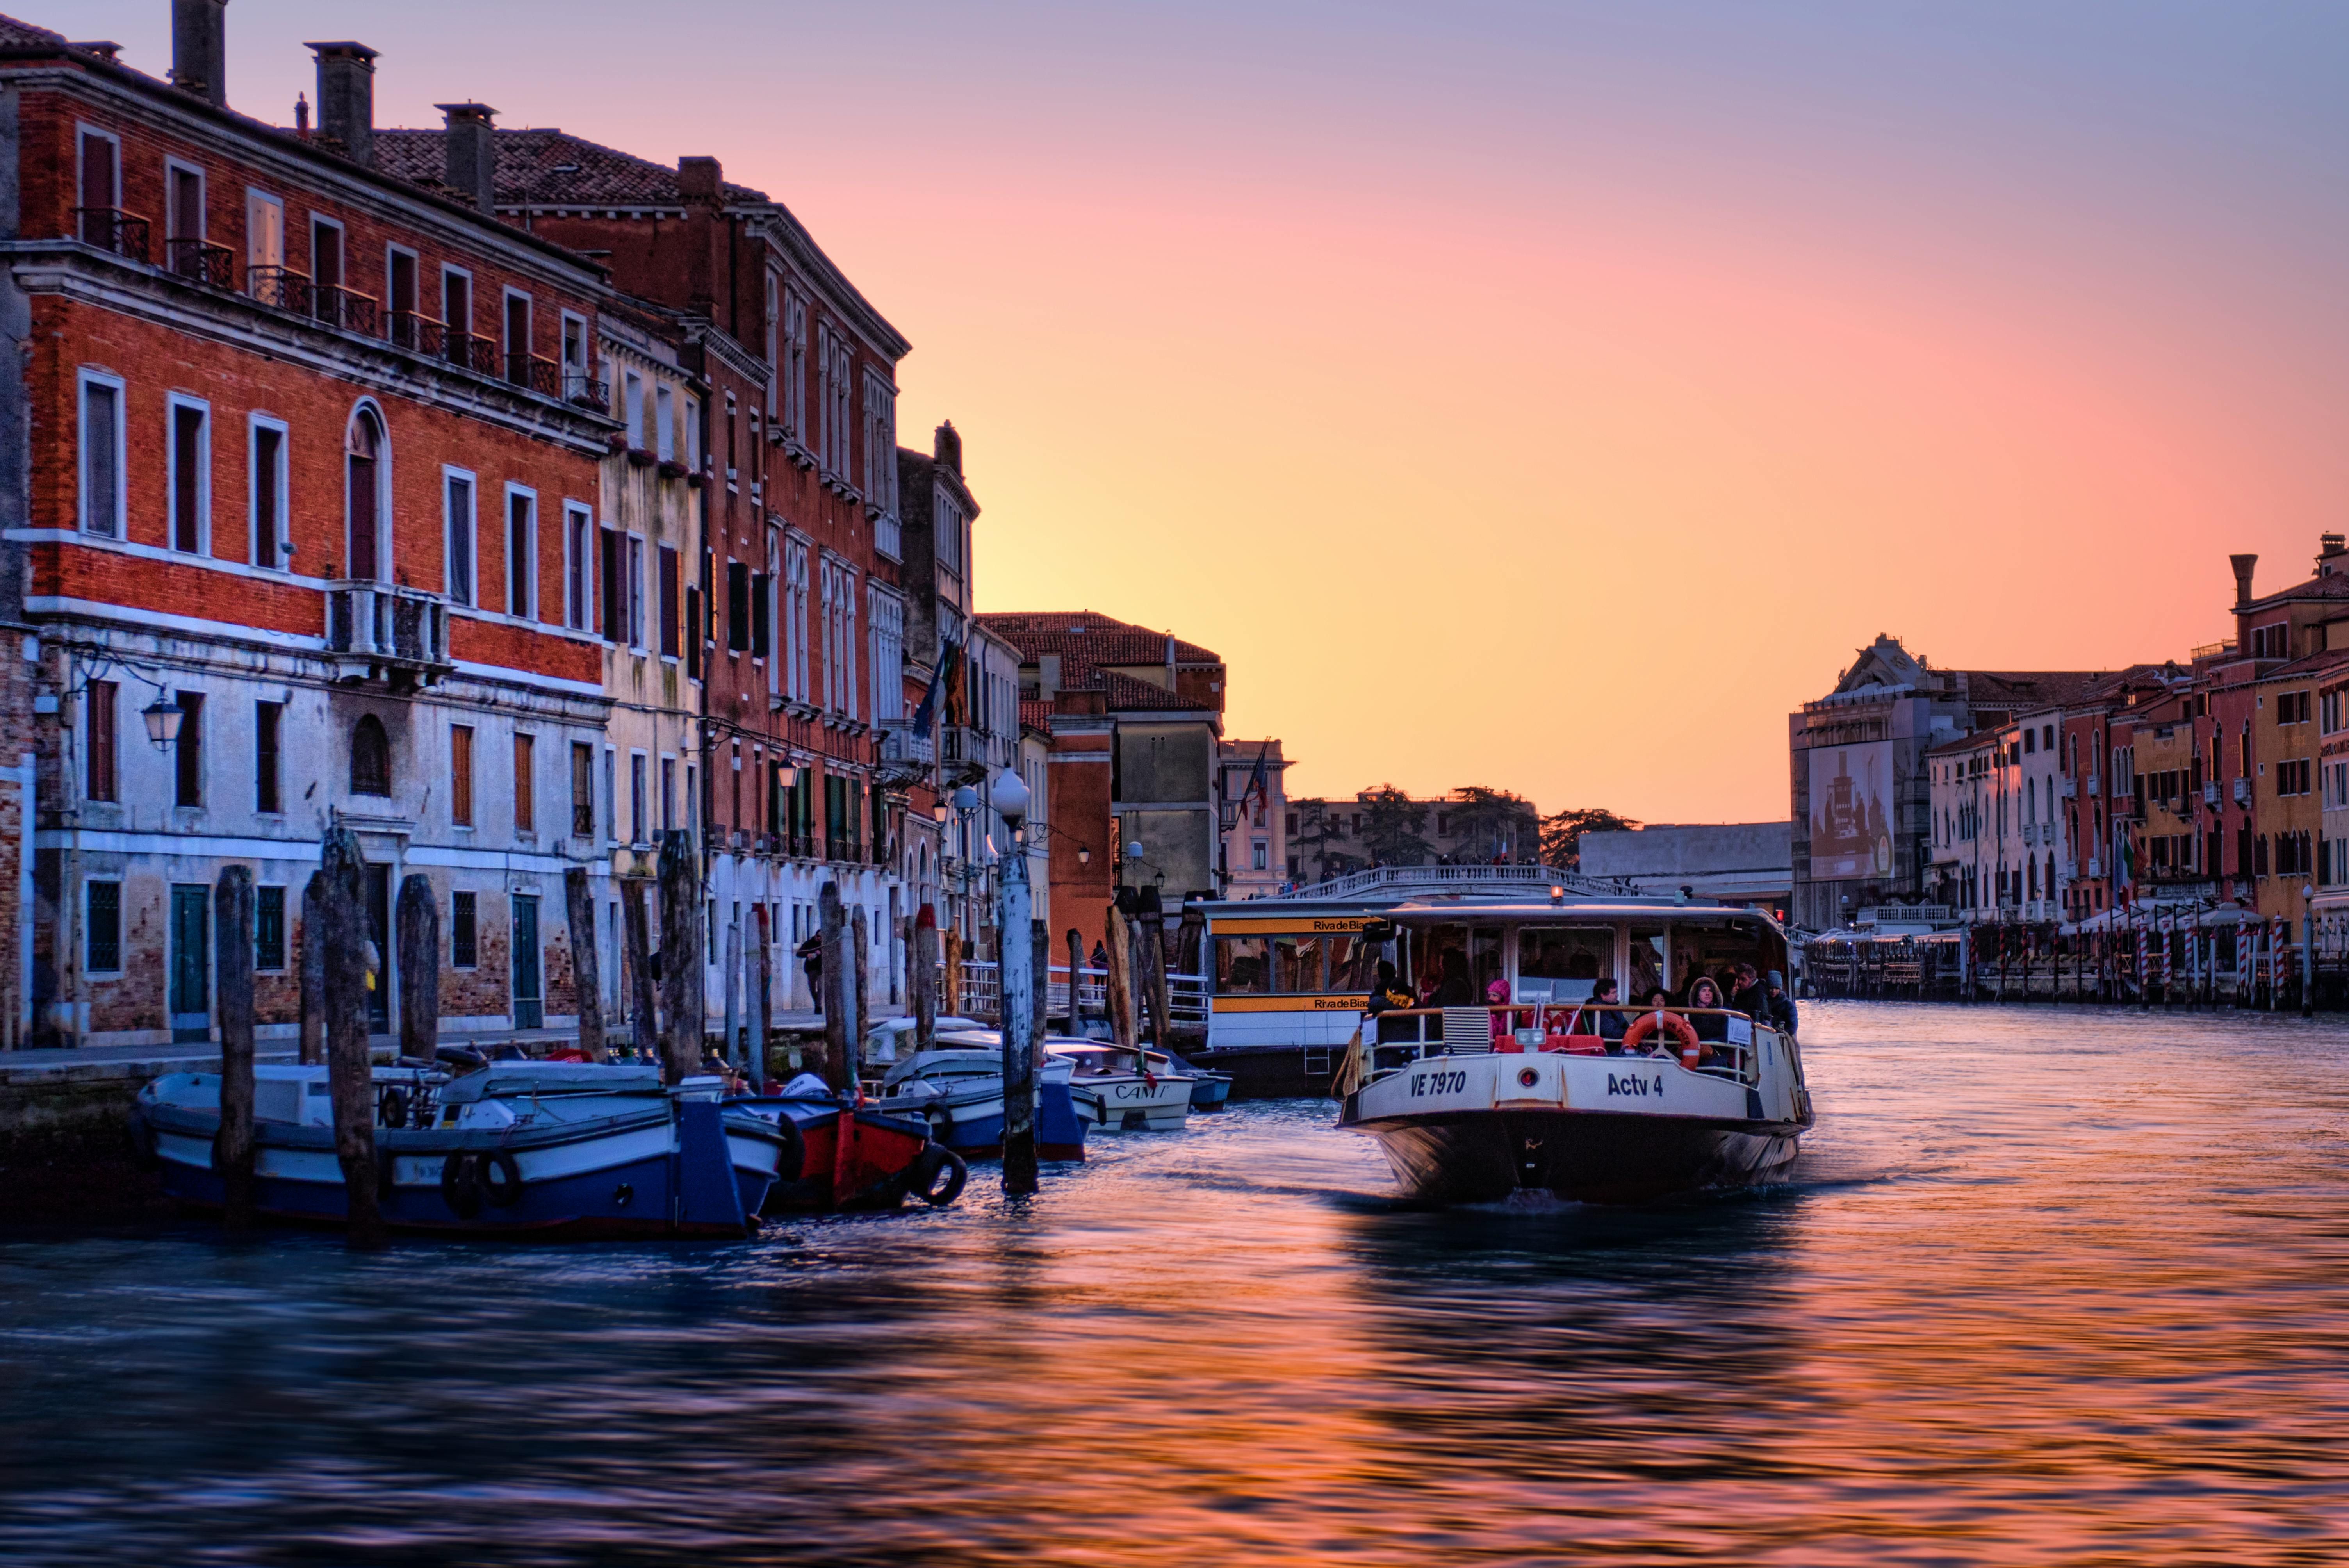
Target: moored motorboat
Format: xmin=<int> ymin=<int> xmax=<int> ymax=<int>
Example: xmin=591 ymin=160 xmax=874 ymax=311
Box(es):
xmin=1155 ymin=1046 xmax=1232 ymax=1109
xmin=727 ymin=1085 xmax=968 ymax=1210
xmin=1045 ymin=1040 xmax=1196 ymax=1132
xmin=874 ymin=1030 xmax=1089 ymax=1159
xmin=134 ymin=1061 xmax=793 ymax=1237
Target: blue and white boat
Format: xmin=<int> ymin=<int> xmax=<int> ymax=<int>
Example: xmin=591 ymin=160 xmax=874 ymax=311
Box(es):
xmin=1046 ymin=1040 xmax=1197 ymax=1133
xmin=875 ymin=1029 xmax=1090 ymax=1159
xmin=133 ymin=1061 xmax=795 ymax=1238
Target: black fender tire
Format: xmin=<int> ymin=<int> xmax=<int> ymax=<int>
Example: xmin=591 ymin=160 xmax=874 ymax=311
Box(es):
xmin=380 ymin=1087 xmax=410 ymax=1130
xmin=770 ymin=1112 xmax=806 ymax=1184
xmin=478 ymin=1149 xmax=524 ymax=1208
xmin=911 ymin=1144 xmax=968 ymax=1208
xmin=440 ymin=1151 xmax=482 ymax=1218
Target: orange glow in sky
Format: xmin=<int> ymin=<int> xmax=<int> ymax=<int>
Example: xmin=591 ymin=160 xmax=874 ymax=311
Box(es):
xmin=83 ymin=0 xmax=2349 ymax=821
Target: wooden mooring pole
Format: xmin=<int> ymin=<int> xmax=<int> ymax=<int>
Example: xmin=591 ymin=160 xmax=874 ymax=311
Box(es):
xmin=1104 ymin=903 xmax=1137 ymax=1048
xmin=213 ymin=865 xmax=257 ymax=1230
xmin=912 ymin=903 xmax=939 ymax=1050
xmin=565 ymin=866 xmax=605 ymax=1062
xmin=657 ymin=830 xmax=703 ymax=1086
xmin=820 ymin=881 xmax=850 ymax=1093
xmin=1066 ymin=926 xmax=1085 ymax=1035
xmin=396 ymin=873 xmax=438 ymax=1066
xmin=298 ymin=871 xmax=326 ymax=1066
xmin=753 ymin=902 xmax=773 ymax=1085
xmin=319 ymin=827 xmax=383 ymax=1248
xmin=623 ymin=880 xmax=658 ymax=1064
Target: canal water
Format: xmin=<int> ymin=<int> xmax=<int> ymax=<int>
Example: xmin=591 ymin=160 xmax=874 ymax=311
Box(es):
xmin=4 ymin=1002 xmax=2347 ymax=1565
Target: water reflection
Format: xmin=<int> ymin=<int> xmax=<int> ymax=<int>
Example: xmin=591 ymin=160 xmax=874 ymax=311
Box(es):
xmin=4 ymin=1005 xmax=2349 ymax=1563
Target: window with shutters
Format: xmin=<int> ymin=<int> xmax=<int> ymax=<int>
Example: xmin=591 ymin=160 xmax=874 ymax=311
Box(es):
xmin=513 ymin=732 xmax=535 ymax=833
xmin=658 ymin=545 xmax=681 ymax=659
xmin=565 ymin=505 xmax=593 ymax=632
xmin=869 ymin=588 xmax=905 ymax=724
xmin=727 ymin=561 xmax=751 ymax=652
xmin=85 ymin=680 xmax=117 ymax=803
xmin=450 ymin=724 xmax=474 ymax=828
xmin=250 ymin=416 xmax=287 ymax=568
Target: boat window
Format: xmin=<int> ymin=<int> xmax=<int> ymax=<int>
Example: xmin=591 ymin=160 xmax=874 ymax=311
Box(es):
xmin=1517 ymin=927 xmax=1615 ymax=1001
xmin=1627 ymin=922 xmax=1669 ymax=1000
xmin=1273 ymin=935 xmax=1322 ymax=993
xmin=1469 ymin=927 xmax=1504 ymax=992
xmin=1418 ymin=923 xmax=1471 ymax=1003
xmin=1672 ymin=922 xmax=1781 ymax=1007
xmin=1215 ymin=936 xmax=1271 ymax=994
xmin=1324 ymin=933 xmax=1376 ymax=996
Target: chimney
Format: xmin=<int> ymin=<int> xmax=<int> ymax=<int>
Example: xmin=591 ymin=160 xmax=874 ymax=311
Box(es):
xmin=2231 ymin=553 xmax=2258 ymax=608
xmin=437 ymin=103 xmax=497 ymax=216
xmin=306 ymin=42 xmax=378 ymax=167
xmin=2232 ymin=552 xmax=2260 ymax=655
xmin=678 ymin=156 xmax=723 ymax=203
xmin=170 ymin=0 xmax=229 ymax=108
xmin=935 ymin=420 xmax=962 ymax=476
xmin=2322 ymin=533 xmax=2348 ymax=577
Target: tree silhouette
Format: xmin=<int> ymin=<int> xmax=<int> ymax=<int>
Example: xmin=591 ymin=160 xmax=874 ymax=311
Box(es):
xmin=1539 ymin=806 xmax=1642 ymax=870
xmin=1446 ymin=785 xmax=1539 ymax=861
xmin=1361 ymin=785 xmax=1435 ymax=867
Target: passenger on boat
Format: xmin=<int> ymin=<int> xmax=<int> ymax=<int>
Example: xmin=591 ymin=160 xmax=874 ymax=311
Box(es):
xmin=1366 ymin=962 xmax=1420 ymax=1044
xmin=1681 ymin=976 xmax=1729 ymax=1047
xmin=1765 ymin=971 xmax=1800 ymax=1038
xmin=1485 ymin=976 xmax=1514 ymax=1044
xmin=1579 ymin=978 xmax=1629 ymax=1051
xmin=1729 ymin=964 xmax=1768 ymax=1019
xmin=1431 ymin=949 xmax=1474 ymax=1007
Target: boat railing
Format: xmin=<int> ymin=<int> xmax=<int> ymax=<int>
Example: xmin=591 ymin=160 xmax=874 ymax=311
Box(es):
xmin=1362 ymin=1003 xmax=1762 ymax=1083
xmin=954 ymin=960 xmax=1211 ymax=1027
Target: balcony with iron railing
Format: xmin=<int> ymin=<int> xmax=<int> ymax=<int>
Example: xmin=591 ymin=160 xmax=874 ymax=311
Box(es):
xmin=507 ymin=351 xmax=564 ymax=398
xmin=445 ymin=331 xmax=500 ymax=377
xmin=389 ymin=309 xmax=448 ymax=358
xmin=326 ymin=581 xmax=452 ymax=683
xmin=566 ymin=372 xmax=609 ymax=410
xmin=164 ymin=237 xmax=235 ymax=288
xmin=72 ymin=207 xmax=150 ymax=263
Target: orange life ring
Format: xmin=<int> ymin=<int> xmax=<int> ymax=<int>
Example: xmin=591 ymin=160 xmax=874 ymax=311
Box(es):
xmin=1622 ymin=1009 xmax=1701 ymax=1067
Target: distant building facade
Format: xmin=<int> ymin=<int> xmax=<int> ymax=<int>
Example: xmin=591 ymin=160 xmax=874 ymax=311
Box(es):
xmin=1577 ymin=823 xmax=1792 ymax=912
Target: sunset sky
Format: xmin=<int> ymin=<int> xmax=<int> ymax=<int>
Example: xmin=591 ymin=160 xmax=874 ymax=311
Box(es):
xmin=80 ymin=0 xmax=2349 ymax=824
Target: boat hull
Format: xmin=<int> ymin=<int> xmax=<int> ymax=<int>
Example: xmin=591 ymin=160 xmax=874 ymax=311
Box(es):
xmin=138 ymin=1101 xmax=782 ymax=1238
xmin=1351 ymin=1107 xmax=1800 ymax=1204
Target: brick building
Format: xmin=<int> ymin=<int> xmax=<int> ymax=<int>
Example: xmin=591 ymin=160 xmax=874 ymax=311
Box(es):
xmin=986 ymin=612 xmax=1226 ymax=957
xmin=374 ymin=128 xmax=921 ymax=1014
xmin=1285 ymin=786 xmax=1542 ymax=885
xmin=1216 ymin=738 xmax=1290 ymax=898
xmin=16 ymin=13 xmax=618 ymax=1047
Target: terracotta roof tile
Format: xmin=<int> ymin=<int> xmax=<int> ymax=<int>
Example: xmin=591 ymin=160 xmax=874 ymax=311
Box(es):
xmin=372 ymin=127 xmax=768 ymax=207
xmin=1101 ymin=669 xmax=1217 ymax=713
xmin=978 ymin=610 xmax=1220 ymax=691
xmin=0 ymin=13 xmax=64 ymax=46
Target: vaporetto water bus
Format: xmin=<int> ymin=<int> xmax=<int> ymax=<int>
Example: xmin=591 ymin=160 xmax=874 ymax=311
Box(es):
xmin=1193 ymin=863 xmax=1659 ymax=1095
xmin=1328 ymin=896 xmax=1812 ymax=1201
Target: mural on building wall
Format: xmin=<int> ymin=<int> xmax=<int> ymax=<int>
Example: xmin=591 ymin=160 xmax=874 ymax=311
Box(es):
xmin=1809 ymin=742 xmax=1894 ymax=879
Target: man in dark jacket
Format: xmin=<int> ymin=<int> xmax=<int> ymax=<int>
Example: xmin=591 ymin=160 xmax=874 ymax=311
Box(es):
xmin=1764 ymin=970 xmax=1799 ymax=1037
xmin=1729 ymin=963 xmax=1769 ymax=1020
xmin=795 ymin=932 xmax=824 ymax=1016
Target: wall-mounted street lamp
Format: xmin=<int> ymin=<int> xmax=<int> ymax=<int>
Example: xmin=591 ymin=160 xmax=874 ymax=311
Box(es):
xmin=143 ymin=696 xmax=184 ymax=750
xmin=1077 ymin=844 xmax=1090 ymax=867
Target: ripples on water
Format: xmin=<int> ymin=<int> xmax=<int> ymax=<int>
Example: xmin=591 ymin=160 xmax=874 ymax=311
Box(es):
xmin=4 ymin=1003 xmax=2349 ymax=1565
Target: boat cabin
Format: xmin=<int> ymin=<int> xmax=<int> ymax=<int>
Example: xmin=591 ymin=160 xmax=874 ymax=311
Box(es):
xmin=1203 ymin=897 xmax=1788 ymax=1050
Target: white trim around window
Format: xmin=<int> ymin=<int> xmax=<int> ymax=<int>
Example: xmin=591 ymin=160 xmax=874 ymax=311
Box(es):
xmin=76 ymin=367 xmax=127 ymax=540
xmin=502 ymin=481 xmax=538 ymax=622
xmin=562 ymin=501 xmax=594 ymax=633
xmin=164 ymin=391 xmax=211 ymax=556
xmin=442 ymin=464 xmax=479 ymax=608
xmin=248 ymin=411 xmax=289 ymax=569
xmin=75 ymin=122 xmax=123 ymax=208
xmin=161 ymin=156 xmax=207 ymax=242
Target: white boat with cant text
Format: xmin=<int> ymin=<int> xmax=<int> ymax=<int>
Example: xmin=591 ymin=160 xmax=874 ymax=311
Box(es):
xmin=1333 ymin=899 xmax=1813 ymax=1202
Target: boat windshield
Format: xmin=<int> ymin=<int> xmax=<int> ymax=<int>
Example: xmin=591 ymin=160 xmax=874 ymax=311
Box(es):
xmin=1517 ymin=926 xmax=1615 ymax=1001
